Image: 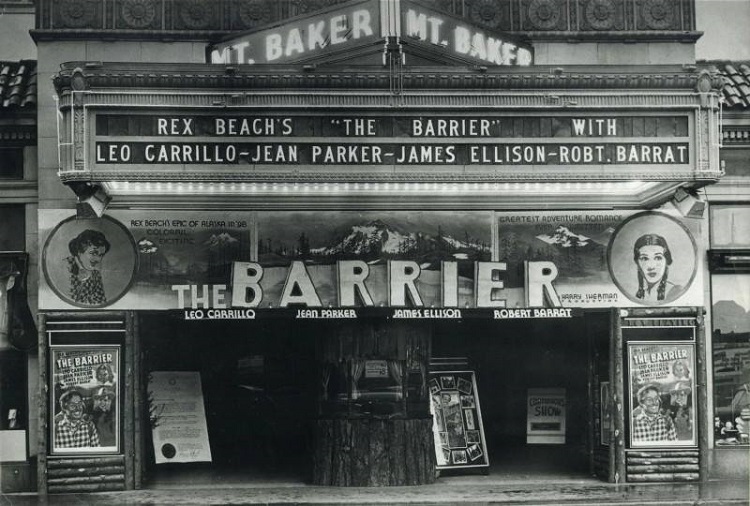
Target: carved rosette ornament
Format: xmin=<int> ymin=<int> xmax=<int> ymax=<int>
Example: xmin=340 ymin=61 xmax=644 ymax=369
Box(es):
xmin=57 ymin=0 xmax=97 ymax=29
xmin=469 ymin=0 xmax=503 ymax=29
xmin=178 ymin=0 xmax=212 ymax=30
xmin=121 ymin=0 xmax=157 ymax=29
xmin=528 ymin=0 xmax=561 ymax=30
xmin=291 ymin=0 xmax=324 ymax=15
xmin=584 ymin=0 xmax=616 ymax=30
xmin=238 ymin=0 xmax=273 ymax=28
xmin=424 ymin=0 xmax=458 ymax=16
xmin=642 ymin=0 xmax=674 ymax=30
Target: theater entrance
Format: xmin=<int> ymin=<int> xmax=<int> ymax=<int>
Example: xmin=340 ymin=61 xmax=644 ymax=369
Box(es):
xmin=138 ymin=314 xmax=318 ymax=487
xmin=136 ymin=310 xmax=611 ymax=488
xmin=432 ymin=311 xmax=611 ymax=481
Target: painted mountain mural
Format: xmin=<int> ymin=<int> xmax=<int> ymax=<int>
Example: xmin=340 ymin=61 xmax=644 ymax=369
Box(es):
xmin=259 ymin=218 xmax=490 ymax=270
xmin=498 ymin=223 xmax=613 ymax=288
xmin=135 ymin=231 xmax=247 ymax=284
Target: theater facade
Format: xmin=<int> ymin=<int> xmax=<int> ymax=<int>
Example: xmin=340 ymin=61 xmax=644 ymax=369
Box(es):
xmin=29 ymin=0 xmax=729 ymax=494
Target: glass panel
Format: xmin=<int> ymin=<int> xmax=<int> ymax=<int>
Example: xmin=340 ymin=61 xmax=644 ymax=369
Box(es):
xmin=711 ymin=206 xmax=750 ymax=248
xmin=0 ymin=205 xmax=25 ymax=251
xmin=712 ymin=274 xmax=750 ymax=446
xmin=0 ymin=148 xmax=23 ymax=179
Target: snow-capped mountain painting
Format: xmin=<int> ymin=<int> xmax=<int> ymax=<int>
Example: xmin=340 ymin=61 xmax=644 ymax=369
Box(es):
xmin=258 ymin=211 xmax=492 ymax=268
xmin=204 ymin=232 xmax=239 ymax=248
xmin=536 ymin=226 xmax=591 ymax=248
xmin=497 ymin=212 xmax=625 ymax=287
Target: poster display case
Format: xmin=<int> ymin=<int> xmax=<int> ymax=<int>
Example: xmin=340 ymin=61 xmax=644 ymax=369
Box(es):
xmin=428 ymin=370 xmax=489 ymax=470
xmin=627 ymin=341 xmax=697 ymax=448
xmin=50 ymin=346 xmax=120 ymax=455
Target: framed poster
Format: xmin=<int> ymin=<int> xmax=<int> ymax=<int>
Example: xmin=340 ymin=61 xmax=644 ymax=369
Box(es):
xmin=50 ymin=346 xmax=120 ymax=454
xmin=149 ymin=371 xmax=212 ymax=464
xmin=628 ymin=341 xmax=696 ymax=448
xmin=429 ymin=370 xmax=489 ymax=469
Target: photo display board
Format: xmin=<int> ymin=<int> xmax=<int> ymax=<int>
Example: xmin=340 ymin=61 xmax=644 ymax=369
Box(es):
xmin=428 ymin=370 xmax=489 ymax=469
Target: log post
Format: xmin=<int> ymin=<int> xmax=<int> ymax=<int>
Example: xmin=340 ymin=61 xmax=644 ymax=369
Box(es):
xmin=312 ymin=321 xmax=436 ymax=486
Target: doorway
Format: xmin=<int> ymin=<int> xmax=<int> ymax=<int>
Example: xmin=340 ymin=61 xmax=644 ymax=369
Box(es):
xmin=432 ymin=312 xmax=610 ymax=480
xmin=138 ymin=314 xmax=317 ymax=487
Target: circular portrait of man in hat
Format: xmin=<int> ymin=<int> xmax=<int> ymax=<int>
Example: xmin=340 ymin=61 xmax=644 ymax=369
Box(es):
xmin=607 ymin=211 xmax=697 ymax=306
xmin=43 ymin=215 xmax=137 ymax=308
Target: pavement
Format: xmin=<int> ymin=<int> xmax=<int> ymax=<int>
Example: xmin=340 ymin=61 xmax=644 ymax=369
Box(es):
xmin=2 ymin=476 xmax=748 ymax=505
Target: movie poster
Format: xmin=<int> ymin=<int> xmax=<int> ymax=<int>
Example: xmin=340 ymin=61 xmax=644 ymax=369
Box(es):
xmin=429 ymin=371 xmax=489 ymax=469
xmin=628 ymin=342 xmax=696 ymax=447
xmin=50 ymin=347 xmax=120 ymax=454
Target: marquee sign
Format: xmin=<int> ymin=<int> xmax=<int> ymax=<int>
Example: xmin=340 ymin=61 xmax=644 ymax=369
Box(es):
xmin=39 ymin=209 xmax=703 ymax=312
xmin=209 ymin=0 xmax=382 ymax=65
xmin=208 ymin=0 xmax=532 ymax=67
xmin=91 ymin=112 xmax=692 ymax=174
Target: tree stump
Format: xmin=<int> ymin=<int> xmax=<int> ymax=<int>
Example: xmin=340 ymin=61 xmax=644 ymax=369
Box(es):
xmin=312 ymin=322 xmax=435 ymax=486
xmin=312 ymin=417 xmax=436 ymax=486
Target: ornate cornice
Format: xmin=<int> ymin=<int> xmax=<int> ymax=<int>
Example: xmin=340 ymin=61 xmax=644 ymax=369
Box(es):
xmin=32 ymin=0 xmax=697 ymax=42
xmin=53 ymin=62 xmax=721 ymax=95
xmin=58 ymin=169 xmax=715 ymax=184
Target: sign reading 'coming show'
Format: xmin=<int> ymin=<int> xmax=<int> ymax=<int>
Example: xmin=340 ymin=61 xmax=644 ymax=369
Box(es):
xmin=39 ymin=209 xmax=703 ymax=313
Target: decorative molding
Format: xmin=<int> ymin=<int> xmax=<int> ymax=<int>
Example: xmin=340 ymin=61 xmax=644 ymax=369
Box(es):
xmin=722 ymin=128 xmax=750 ymax=145
xmin=58 ymin=170 xmax=717 ymax=183
xmin=52 ymin=64 xmax=717 ymax=95
xmin=33 ymin=0 xmax=696 ymax=41
xmin=73 ymin=108 xmax=85 ymax=171
xmin=56 ymin=89 xmax=708 ymax=110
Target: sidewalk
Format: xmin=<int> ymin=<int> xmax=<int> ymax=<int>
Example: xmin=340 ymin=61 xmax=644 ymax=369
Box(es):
xmin=2 ymin=477 xmax=748 ymax=505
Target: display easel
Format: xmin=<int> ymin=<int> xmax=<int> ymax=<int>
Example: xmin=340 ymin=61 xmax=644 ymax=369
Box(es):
xmin=428 ymin=358 xmax=490 ymax=475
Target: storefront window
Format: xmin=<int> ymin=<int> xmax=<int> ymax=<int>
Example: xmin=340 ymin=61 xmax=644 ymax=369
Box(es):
xmin=0 ymin=147 xmax=24 ymax=179
xmin=711 ymin=205 xmax=750 ymax=446
xmin=0 ymin=205 xmax=25 ymax=250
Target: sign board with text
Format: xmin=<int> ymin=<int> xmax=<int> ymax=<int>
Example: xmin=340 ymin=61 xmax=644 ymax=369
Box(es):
xmin=90 ymin=112 xmax=693 ymax=178
xmin=149 ymin=371 xmax=213 ymax=464
xmin=208 ymin=0 xmax=532 ymax=67
xmin=527 ymin=388 xmax=566 ymax=444
xmin=39 ymin=208 xmax=703 ymax=310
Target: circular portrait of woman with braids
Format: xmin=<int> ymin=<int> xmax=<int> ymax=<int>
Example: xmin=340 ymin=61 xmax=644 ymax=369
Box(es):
xmin=43 ymin=216 xmax=137 ymax=308
xmin=607 ymin=211 xmax=697 ymax=306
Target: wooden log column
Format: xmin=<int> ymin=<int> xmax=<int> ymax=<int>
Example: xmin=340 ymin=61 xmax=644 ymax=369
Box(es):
xmin=312 ymin=321 xmax=436 ymax=486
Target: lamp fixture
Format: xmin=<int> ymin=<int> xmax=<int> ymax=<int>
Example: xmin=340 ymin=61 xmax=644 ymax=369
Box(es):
xmin=670 ymin=187 xmax=706 ymax=218
xmin=68 ymin=182 xmax=112 ymax=218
